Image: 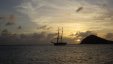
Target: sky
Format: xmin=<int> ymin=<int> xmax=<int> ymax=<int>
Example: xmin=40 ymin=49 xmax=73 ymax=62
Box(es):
xmin=0 ymin=0 xmax=113 ymax=42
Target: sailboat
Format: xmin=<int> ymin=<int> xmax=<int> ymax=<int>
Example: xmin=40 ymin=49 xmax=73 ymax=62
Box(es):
xmin=51 ymin=27 xmax=67 ymax=46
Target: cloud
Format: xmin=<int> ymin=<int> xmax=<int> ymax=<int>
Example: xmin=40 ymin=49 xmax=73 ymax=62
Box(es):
xmin=84 ymin=0 xmax=113 ymax=22
xmin=16 ymin=0 xmax=91 ymax=23
xmin=17 ymin=26 xmax=22 ymax=30
xmin=0 ymin=0 xmax=112 ymax=36
xmin=16 ymin=0 xmax=113 ymax=32
xmin=105 ymin=33 xmax=113 ymax=41
xmin=72 ymin=31 xmax=97 ymax=42
xmin=39 ymin=25 xmax=47 ymax=29
xmin=37 ymin=25 xmax=52 ymax=30
xmin=0 ymin=17 xmax=4 ymax=20
xmin=76 ymin=7 xmax=83 ymax=12
xmin=16 ymin=0 xmax=58 ymax=23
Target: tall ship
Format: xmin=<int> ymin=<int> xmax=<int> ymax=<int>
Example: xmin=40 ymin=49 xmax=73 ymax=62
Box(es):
xmin=51 ymin=27 xmax=67 ymax=46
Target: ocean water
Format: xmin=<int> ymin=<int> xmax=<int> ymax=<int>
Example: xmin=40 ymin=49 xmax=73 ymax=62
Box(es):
xmin=0 ymin=44 xmax=113 ymax=64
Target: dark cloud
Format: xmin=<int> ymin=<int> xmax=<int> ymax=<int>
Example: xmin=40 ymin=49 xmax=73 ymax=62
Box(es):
xmin=39 ymin=25 xmax=47 ymax=29
xmin=76 ymin=31 xmax=97 ymax=37
xmin=0 ymin=30 xmax=75 ymax=44
xmin=1 ymin=29 xmax=8 ymax=33
xmin=47 ymin=33 xmax=57 ymax=38
xmin=17 ymin=26 xmax=22 ymax=30
xmin=76 ymin=7 xmax=83 ymax=12
xmin=0 ymin=0 xmax=23 ymax=11
xmin=73 ymin=31 xmax=97 ymax=42
xmin=37 ymin=25 xmax=52 ymax=30
xmin=5 ymin=22 xmax=15 ymax=26
xmin=0 ymin=17 xmax=4 ymax=20
xmin=93 ymin=11 xmax=113 ymax=21
xmin=0 ymin=31 xmax=58 ymax=45
xmin=47 ymin=33 xmax=57 ymax=42
xmin=92 ymin=1 xmax=111 ymax=21
xmin=31 ymin=32 xmax=58 ymax=44
xmin=0 ymin=29 xmax=11 ymax=36
xmin=105 ymin=33 xmax=113 ymax=41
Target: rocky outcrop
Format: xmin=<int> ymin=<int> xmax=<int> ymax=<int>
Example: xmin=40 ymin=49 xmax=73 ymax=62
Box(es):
xmin=81 ymin=35 xmax=113 ymax=44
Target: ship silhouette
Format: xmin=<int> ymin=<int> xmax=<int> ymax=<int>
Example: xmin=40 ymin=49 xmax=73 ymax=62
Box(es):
xmin=51 ymin=27 xmax=67 ymax=46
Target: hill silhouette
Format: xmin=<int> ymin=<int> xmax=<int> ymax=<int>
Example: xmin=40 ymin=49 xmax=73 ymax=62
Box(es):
xmin=81 ymin=35 xmax=113 ymax=44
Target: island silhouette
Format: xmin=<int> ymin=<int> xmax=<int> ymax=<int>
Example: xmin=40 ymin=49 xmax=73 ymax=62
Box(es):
xmin=81 ymin=35 xmax=113 ymax=44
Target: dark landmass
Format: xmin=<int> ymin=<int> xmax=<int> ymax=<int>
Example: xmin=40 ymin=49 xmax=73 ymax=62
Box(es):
xmin=81 ymin=35 xmax=113 ymax=44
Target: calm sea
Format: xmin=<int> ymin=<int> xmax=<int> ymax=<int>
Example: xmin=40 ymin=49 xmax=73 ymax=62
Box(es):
xmin=0 ymin=44 xmax=113 ymax=64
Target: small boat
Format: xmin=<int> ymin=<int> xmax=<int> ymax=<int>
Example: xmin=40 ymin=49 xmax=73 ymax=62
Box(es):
xmin=51 ymin=27 xmax=67 ymax=46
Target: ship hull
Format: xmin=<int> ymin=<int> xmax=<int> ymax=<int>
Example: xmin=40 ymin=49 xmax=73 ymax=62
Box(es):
xmin=54 ymin=42 xmax=67 ymax=46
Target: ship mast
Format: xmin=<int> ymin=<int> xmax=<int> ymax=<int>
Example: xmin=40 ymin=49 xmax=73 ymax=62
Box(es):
xmin=61 ymin=27 xmax=63 ymax=42
xmin=57 ymin=27 xmax=60 ymax=43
